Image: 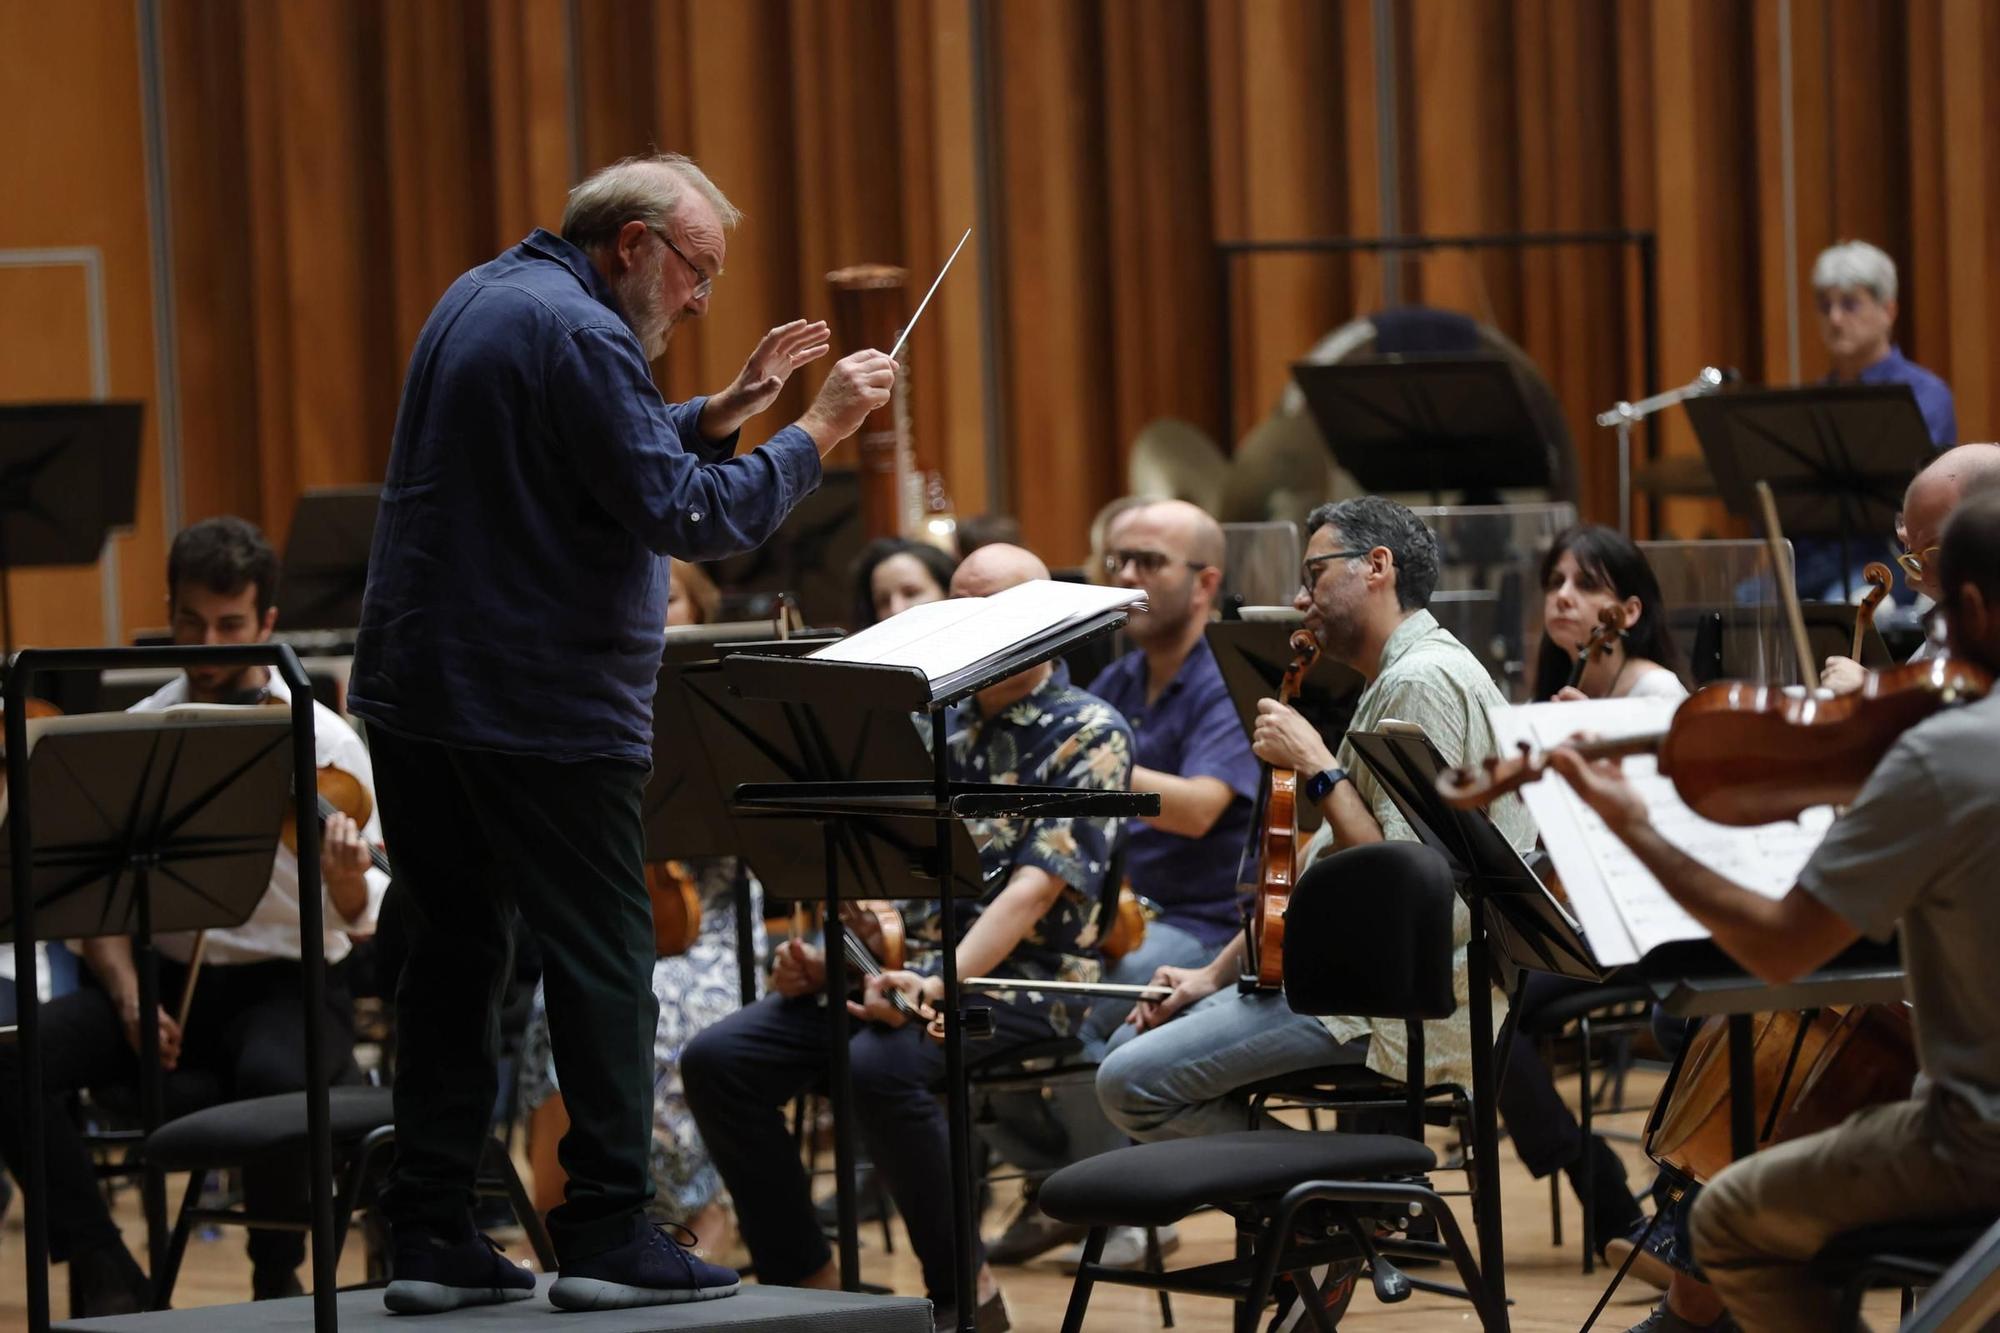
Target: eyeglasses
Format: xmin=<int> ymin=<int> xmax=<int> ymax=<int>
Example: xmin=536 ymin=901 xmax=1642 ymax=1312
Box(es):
xmin=1895 ymin=545 xmax=1940 ymax=580
xmin=647 ymin=224 xmax=713 ymax=300
xmin=1101 ymin=548 xmax=1208 ymax=578
xmin=1299 ymin=549 xmax=1373 ymax=591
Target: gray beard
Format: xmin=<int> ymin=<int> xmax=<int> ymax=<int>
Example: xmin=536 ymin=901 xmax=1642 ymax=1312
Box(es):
xmin=615 ymin=269 xmax=673 ymax=360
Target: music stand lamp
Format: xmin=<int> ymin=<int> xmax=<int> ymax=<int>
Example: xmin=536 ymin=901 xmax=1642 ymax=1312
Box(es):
xmin=7 ymin=645 xmax=335 ymax=1333
xmin=278 ymin=485 xmax=382 ymax=632
xmin=723 ymin=617 xmax=1159 ymax=1333
xmin=1290 ymin=357 xmax=1553 ymax=503
xmin=1685 ymin=385 xmax=1936 ymax=600
xmin=0 ymin=402 xmax=144 ymax=654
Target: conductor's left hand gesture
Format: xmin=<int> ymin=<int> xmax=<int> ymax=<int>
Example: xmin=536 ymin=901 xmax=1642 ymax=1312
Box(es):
xmin=698 ymin=319 xmax=832 ymax=440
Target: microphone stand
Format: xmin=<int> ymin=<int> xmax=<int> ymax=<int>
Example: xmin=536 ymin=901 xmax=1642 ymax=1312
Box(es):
xmin=1597 ymin=366 xmax=1730 ymax=535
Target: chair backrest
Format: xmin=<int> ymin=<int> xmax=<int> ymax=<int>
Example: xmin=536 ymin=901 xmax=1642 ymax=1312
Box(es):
xmin=1281 ymin=841 xmax=1457 ymax=1022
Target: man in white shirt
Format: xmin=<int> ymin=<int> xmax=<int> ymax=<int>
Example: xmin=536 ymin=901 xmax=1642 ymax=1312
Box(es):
xmin=0 ymin=517 xmax=384 ymax=1313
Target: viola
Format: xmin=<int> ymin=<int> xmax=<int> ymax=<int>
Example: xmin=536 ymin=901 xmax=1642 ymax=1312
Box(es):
xmin=1566 ymin=604 xmax=1628 ymax=692
xmin=280 ymin=763 xmax=391 ymax=875
xmin=1437 ymin=652 xmax=1992 ymax=826
xmin=1099 ymin=886 xmax=1155 ymax=964
xmin=1852 ymin=562 xmax=1893 ymax=661
xmin=1245 ymin=629 xmax=1322 ymax=991
xmin=647 ymin=860 xmax=703 ymax=957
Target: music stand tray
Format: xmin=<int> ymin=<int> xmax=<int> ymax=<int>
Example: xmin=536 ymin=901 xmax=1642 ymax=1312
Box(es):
xmin=1206 ymin=617 xmax=1365 ymax=835
xmin=0 ymin=401 xmax=145 ymax=651
xmin=279 ymin=484 xmax=382 ymax=631
xmin=1290 ymin=357 xmax=1553 ymax=496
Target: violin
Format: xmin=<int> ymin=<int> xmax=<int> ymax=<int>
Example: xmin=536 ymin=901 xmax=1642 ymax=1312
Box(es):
xmin=1245 ymin=629 xmax=1322 ymax=991
xmin=1099 ymin=886 xmax=1156 ymax=964
xmin=1566 ymin=605 xmax=1628 ymax=692
xmin=647 ymin=860 xmax=703 ymax=957
xmin=1851 ymin=562 xmax=1894 ymax=661
xmin=281 ymin=763 xmax=391 ymax=875
xmin=1438 ymin=652 xmax=1993 ymax=826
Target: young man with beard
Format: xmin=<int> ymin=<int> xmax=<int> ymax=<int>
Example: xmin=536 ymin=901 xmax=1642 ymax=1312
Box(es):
xmin=0 ymin=517 xmax=383 ymax=1313
xmin=350 ymin=153 xmax=895 ymax=1312
xmin=1094 ymin=497 xmax=1533 ymax=1328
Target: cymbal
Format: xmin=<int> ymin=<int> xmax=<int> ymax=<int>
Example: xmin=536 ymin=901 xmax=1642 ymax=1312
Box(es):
xmin=1128 ymin=418 xmax=1229 ymax=510
xmin=1220 ymin=414 xmax=1340 ymax=525
xmin=1634 ymin=454 xmax=1718 ymax=496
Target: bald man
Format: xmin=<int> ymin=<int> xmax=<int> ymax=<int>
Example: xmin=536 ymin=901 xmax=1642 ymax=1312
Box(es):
xmin=682 ymin=545 xmax=1132 ymax=1329
xmin=1822 ymin=442 xmax=2000 ymax=693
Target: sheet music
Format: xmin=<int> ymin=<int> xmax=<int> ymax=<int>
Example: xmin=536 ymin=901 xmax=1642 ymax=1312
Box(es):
xmin=1491 ymin=698 xmax=1834 ymax=968
xmin=810 ymin=580 xmax=1145 ymax=682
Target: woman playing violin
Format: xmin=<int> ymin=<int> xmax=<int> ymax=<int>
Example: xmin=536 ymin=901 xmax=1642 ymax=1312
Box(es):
xmin=1535 ymin=525 xmax=1685 ymax=703
xmin=1545 ymin=491 xmax=2000 ymax=1333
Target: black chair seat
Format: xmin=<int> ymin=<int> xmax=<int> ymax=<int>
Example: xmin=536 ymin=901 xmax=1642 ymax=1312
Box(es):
xmin=1237 ymin=1063 xmax=1398 ymax=1097
xmin=1040 ymin=1130 xmax=1437 ymax=1228
xmin=147 ymin=1086 xmax=394 ymax=1172
xmin=1808 ymin=1214 xmax=1997 ymax=1284
xmin=1516 ymin=982 xmax=1654 ymax=1039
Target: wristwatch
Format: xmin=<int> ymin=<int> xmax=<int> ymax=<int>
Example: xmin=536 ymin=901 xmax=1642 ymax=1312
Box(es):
xmin=1303 ymin=766 xmax=1347 ymax=804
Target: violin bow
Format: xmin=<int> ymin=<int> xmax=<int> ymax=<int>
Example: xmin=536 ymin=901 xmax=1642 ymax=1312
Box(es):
xmin=1756 ymin=480 xmax=1820 ymax=690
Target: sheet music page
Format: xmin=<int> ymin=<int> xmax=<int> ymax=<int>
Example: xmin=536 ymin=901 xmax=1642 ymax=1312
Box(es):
xmin=809 ymin=580 xmax=1145 ymax=681
xmin=1491 ymin=698 xmax=1835 ymax=968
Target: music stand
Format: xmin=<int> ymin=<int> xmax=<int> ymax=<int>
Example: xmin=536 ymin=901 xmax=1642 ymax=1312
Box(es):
xmin=0 ymin=402 xmax=144 ymax=653
xmin=1290 ymin=357 xmax=1553 ymax=500
xmin=722 ymin=612 xmax=1158 ymax=1332
xmin=706 ymin=469 xmax=864 ymax=629
xmin=279 ymin=484 xmax=381 ymax=631
xmin=6 ymin=645 xmax=334 ymax=1333
xmin=1205 ymin=618 xmax=1366 ymax=835
xmin=1685 ymin=385 xmax=1935 ymax=598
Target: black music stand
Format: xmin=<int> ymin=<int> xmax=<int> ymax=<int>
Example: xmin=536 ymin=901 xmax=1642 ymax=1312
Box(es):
xmin=1290 ymin=357 xmax=1553 ymax=501
xmin=6 ymin=646 xmax=333 ymax=1333
xmin=1206 ymin=619 xmax=1366 ymax=837
xmin=0 ymin=402 xmax=144 ymax=653
xmin=1685 ymin=385 xmax=1934 ymax=600
xmin=723 ymin=614 xmax=1158 ymax=1333
xmin=706 ymin=470 xmax=864 ymax=629
xmin=279 ymin=485 xmax=381 ymax=631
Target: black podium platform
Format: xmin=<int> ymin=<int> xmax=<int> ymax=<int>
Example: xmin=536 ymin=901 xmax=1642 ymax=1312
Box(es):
xmin=56 ymin=1278 xmax=932 ymax=1333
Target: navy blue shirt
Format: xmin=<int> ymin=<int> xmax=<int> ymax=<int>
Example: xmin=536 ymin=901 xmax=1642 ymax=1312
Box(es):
xmin=1090 ymin=638 xmax=1261 ymax=950
xmin=1827 ymin=344 xmax=1957 ymax=447
xmin=349 ymin=229 xmax=822 ymax=764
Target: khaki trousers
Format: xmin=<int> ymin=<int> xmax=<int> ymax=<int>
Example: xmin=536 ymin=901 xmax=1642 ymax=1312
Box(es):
xmin=1690 ymin=1093 xmax=2000 ymax=1332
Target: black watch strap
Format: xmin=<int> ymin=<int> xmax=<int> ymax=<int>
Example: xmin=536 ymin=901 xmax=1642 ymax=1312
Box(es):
xmin=1304 ymin=766 xmax=1346 ymax=804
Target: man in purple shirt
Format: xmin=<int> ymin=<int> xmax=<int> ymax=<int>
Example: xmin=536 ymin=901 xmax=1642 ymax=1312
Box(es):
xmin=352 ymin=153 xmax=894 ymax=1313
xmin=1800 ymin=239 xmax=1958 ymax=599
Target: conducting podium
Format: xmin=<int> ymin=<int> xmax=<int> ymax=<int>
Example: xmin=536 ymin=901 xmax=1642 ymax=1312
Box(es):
xmin=721 ymin=580 xmax=1160 ymax=1333
xmin=6 ymin=645 xmax=338 ymax=1333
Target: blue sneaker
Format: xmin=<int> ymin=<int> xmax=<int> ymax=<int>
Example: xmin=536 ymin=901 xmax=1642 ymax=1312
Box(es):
xmin=384 ymin=1230 xmax=537 ymax=1314
xmin=548 ymin=1220 xmax=739 ymax=1311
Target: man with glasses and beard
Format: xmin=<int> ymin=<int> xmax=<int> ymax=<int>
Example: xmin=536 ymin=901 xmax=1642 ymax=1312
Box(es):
xmin=351 ymin=152 xmax=895 ymax=1313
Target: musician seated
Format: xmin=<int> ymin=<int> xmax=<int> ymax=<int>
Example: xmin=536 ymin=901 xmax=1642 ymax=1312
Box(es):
xmin=981 ymin=500 xmax=1259 ymax=1269
xmin=1094 ymin=498 xmax=1535 ymax=1292
xmin=681 ymin=542 xmax=1133 ymax=1333
xmin=1822 ymin=442 xmax=2000 ymax=693
xmin=0 ymin=517 xmax=385 ymax=1314
xmin=850 ymin=536 xmax=956 ymax=629
xmin=1552 ymin=489 xmax=2000 ymax=1333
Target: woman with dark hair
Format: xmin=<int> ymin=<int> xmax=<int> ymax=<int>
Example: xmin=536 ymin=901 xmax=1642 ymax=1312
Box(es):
xmin=1534 ymin=525 xmax=1685 ymax=702
xmin=849 ymin=537 xmax=956 ymax=628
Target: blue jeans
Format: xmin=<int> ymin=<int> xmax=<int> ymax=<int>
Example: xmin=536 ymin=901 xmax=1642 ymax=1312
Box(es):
xmin=978 ymin=920 xmax=1221 ymax=1180
xmin=1096 ymin=984 xmax=1367 ymax=1141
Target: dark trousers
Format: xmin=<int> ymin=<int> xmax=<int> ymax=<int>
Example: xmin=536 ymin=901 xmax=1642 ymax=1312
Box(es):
xmin=1496 ymin=973 xmax=1601 ymax=1179
xmin=682 ymin=991 xmax=1057 ymax=1304
xmin=0 ymin=956 xmax=354 ymax=1275
xmin=368 ymin=726 xmax=654 ymax=1264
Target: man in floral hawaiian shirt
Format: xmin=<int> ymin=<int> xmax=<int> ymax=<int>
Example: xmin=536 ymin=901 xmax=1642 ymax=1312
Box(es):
xmin=682 ymin=543 xmax=1132 ymax=1330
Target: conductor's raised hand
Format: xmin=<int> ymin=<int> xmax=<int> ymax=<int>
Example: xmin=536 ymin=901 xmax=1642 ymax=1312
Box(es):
xmin=797 ymin=349 xmax=897 ymax=456
xmin=699 ymin=320 xmax=832 ymax=440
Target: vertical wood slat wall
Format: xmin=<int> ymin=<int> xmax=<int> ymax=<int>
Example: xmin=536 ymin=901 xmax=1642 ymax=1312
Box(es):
xmin=2 ymin=0 xmax=1994 ymax=648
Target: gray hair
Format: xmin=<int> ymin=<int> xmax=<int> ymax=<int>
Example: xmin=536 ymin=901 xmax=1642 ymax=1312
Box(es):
xmin=560 ymin=153 xmax=742 ymax=252
xmin=1812 ymin=239 xmax=1897 ymax=305
xmin=1306 ymin=497 xmax=1441 ymax=611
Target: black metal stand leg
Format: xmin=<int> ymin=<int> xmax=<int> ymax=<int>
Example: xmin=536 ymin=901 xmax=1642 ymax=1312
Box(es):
xmin=12 ymin=666 xmax=47 ymax=1332
xmin=934 ymin=720 xmax=978 ymax=1332
xmin=1727 ymin=1014 xmax=1756 ymax=1161
xmin=1578 ymin=1017 xmax=1595 ymax=1276
xmin=133 ymin=868 xmax=169 ymax=1285
xmin=735 ymin=861 xmax=757 ymax=1008
xmin=822 ymin=822 xmax=862 ymax=1290
xmin=1465 ymin=902 xmax=1510 ymax=1329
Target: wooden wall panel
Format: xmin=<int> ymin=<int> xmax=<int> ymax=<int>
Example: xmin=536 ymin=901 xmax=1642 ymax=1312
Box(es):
xmin=7 ymin=0 xmax=2000 ymax=649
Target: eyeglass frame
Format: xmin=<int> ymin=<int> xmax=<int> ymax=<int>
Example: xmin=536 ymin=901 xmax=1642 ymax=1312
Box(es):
xmin=1299 ymin=548 xmax=1376 ymax=592
xmin=1100 ymin=548 xmax=1209 ymax=578
xmin=645 ymin=223 xmax=713 ymax=299
xmin=1895 ymin=545 xmax=1940 ymax=581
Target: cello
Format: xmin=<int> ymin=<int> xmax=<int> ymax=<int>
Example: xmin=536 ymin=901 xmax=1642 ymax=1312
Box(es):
xmin=1244 ymin=629 xmax=1321 ymax=991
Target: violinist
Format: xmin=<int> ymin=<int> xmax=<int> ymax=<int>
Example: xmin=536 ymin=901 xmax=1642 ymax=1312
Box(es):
xmin=0 ymin=517 xmax=383 ymax=1313
xmin=682 ymin=544 xmax=1132 ymax=1333
xmin=1821 ymin=442 xmax=2000 ymax=694
xmin=1094 ymin=498 xmax=1533 ymax=1322
xmin=1550 ymin=488 xmax=2000 ymax=1333
xmin=518 ymin=558 xmax=762 ymax=1256
xmin=1535 ymin=525 xmax=1686 ymax=703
